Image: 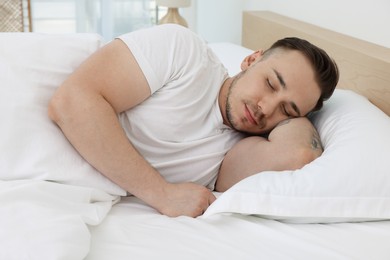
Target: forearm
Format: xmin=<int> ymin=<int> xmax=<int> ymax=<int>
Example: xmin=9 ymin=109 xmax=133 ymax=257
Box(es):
xmin=49 ymin=87 xmax=168 ymax=210
xmin=216 ymin=117 xmax=322 ymax=191
xmin=215 ymin=136 xmax=269 ymax=191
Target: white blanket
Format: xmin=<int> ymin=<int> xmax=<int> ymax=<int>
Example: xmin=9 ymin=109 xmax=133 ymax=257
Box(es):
xmin=0 ymin=180 xmax=118 ymax=260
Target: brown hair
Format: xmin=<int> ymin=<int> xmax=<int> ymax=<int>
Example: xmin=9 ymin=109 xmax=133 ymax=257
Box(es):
xmin=263 ymin=37 xmax=339 ymax=111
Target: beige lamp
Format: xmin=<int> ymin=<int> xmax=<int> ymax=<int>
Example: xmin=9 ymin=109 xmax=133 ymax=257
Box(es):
xmin=156 ymin=0 xmax=191 ymax=27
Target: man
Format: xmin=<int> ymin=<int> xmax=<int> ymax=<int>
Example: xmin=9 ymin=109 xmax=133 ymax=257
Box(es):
xmin=48 ymin=24 xmax=339 ymax=217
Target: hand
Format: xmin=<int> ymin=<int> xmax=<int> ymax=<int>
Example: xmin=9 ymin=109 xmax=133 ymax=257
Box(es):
xmin=156 ymin=183 xmax=216 ymax=218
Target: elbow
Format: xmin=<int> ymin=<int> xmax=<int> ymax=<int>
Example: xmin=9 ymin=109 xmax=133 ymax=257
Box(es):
xmin=215 ymin=160 xmax=234 ymax=192
xmin=292 ymin=146 xmax=323 ymax=170
xmin=48 ymin=92 xmax=66 ymax=125
xmin=48 ymin=84 xmax=76 ymax=126
xmin=48 ymin=95 xmax=60 ymax=124
xmin=215 ymin=175 xmax=229 ymax=192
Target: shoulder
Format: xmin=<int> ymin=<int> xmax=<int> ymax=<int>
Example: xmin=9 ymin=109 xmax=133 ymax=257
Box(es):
xmin=117 ymin=25 xmax=207 ymax=61
xmin=118 ymin=24 xmax=199 ymax=44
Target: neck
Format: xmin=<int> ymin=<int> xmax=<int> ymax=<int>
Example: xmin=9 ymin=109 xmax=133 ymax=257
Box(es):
xmin=218 ymin=77 xmax=233 ymax=126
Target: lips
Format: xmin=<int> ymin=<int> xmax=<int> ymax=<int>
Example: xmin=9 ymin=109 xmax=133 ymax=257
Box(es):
xmin=245 ymin=104 xmax=257 ymax=125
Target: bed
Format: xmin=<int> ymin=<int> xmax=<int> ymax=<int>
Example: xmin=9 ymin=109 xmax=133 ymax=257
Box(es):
xmin=1 ymin=11 xmax=389 ymax=260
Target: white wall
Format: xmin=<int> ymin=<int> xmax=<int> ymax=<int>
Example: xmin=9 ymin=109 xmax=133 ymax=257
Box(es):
xmin=182 ymin=0 xmax=390 ymax=48
xmin=181 ymin=0 xmax=244 ymax=44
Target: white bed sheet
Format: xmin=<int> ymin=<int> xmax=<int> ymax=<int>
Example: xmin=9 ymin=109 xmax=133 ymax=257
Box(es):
xmin=86 ymin=195 xmax=390 ymax=260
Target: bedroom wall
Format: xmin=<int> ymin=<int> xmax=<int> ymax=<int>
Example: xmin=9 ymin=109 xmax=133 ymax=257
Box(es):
xmin=184 ymin=0 xmax=390 ymax=48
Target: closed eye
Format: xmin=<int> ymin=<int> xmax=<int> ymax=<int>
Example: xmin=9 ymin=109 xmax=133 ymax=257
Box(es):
xmin=282 ymin=105 xmax=290 ymax=117
xmin=282 ymin=104 xmax=300 ymax=118
xmin=267 ymin=79 xmax=275 ymax=91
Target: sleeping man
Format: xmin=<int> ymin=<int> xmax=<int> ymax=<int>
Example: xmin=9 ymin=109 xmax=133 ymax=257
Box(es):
xmin=48 ymin=24 xmax=339 ymax=217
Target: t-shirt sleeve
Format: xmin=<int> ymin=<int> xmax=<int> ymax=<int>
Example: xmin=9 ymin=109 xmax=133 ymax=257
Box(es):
xmin=117 ymin=24 xmax=208 ymax=94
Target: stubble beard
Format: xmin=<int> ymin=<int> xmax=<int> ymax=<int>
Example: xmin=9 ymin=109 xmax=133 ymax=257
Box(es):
xmin=225 ymin=71 xmax=268 ymax=135
xmin=225 ymin=72 xmax=244 ymax=132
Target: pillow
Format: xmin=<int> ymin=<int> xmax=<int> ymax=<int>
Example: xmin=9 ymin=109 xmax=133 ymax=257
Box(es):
xmin=0 ymin=33 xmax=125 ymax=196
xmin=208 ymin=42 xmax=253 ymax=76
xmin=203 ymin=89 xmax=390 ymax=223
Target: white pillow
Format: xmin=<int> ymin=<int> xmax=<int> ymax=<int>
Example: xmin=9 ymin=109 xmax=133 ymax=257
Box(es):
xmin=204 ymin=89 xmax=390 ymax=223
xmin=208 ymin=42 xmax=253 ymax=76
xmin=0 ymin=33 xmax=125 ymax=196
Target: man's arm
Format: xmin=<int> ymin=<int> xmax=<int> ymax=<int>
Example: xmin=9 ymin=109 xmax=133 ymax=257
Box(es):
xmin=215 ymin=117 xmax=323 ymax=191
xmin=48 ymin=39 xmax=215 ymax=217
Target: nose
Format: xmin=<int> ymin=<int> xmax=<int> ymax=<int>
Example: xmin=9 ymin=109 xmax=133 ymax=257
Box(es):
xmin=257 ymin=96 xmax=279 ymax=117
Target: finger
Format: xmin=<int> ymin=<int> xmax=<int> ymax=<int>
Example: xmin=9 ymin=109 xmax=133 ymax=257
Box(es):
xmin=208 ymin=192 xmax=217 ymax=205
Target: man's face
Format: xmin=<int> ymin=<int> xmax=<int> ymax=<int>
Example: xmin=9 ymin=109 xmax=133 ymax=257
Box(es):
xmin=224 ymin=49 xmax=321 ymax=135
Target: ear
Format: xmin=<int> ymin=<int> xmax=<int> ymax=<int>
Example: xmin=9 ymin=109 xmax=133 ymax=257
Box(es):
xmin=241 ymin=50 xmax=263 ymax=71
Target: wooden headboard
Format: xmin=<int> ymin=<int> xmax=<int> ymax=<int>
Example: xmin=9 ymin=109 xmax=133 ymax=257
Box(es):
xmin=242 ymin=11 xmax=390 ymax=116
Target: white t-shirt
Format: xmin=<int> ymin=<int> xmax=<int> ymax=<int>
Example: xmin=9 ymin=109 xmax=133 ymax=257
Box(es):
xmin=118 ymin=25 xmax=244 ymax=189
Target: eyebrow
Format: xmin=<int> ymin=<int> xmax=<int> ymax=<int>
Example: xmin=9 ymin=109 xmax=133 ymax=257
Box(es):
xmin=272 ymin=68 xmax=302 ymax=117
xmin=273 ymin=69 xmax=286 ymax=88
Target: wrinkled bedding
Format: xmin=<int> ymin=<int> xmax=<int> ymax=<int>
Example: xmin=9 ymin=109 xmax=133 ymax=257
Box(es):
xmin=1 ymin=33 xmax=390 ymax=260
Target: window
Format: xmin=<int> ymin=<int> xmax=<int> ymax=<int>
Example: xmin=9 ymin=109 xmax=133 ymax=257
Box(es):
xmin=30 ymin=0 xmax=165 ymax=41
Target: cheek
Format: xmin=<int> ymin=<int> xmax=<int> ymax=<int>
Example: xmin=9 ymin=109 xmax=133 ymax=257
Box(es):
xmin=294 ymin=84 xmax=322 ymax=114
xmin=298 ymin=93 xmax=321 ymax=115
xmin=238 ymin=69 xmax=264 ymax=92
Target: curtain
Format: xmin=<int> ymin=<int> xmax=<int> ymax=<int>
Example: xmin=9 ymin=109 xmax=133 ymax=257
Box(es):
xmin=31 ymin=0 xmax=154 ymax=41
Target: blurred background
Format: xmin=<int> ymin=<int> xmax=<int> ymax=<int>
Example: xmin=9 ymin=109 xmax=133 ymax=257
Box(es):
xmin=1 ymin=0 xmax=389 ymax=47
